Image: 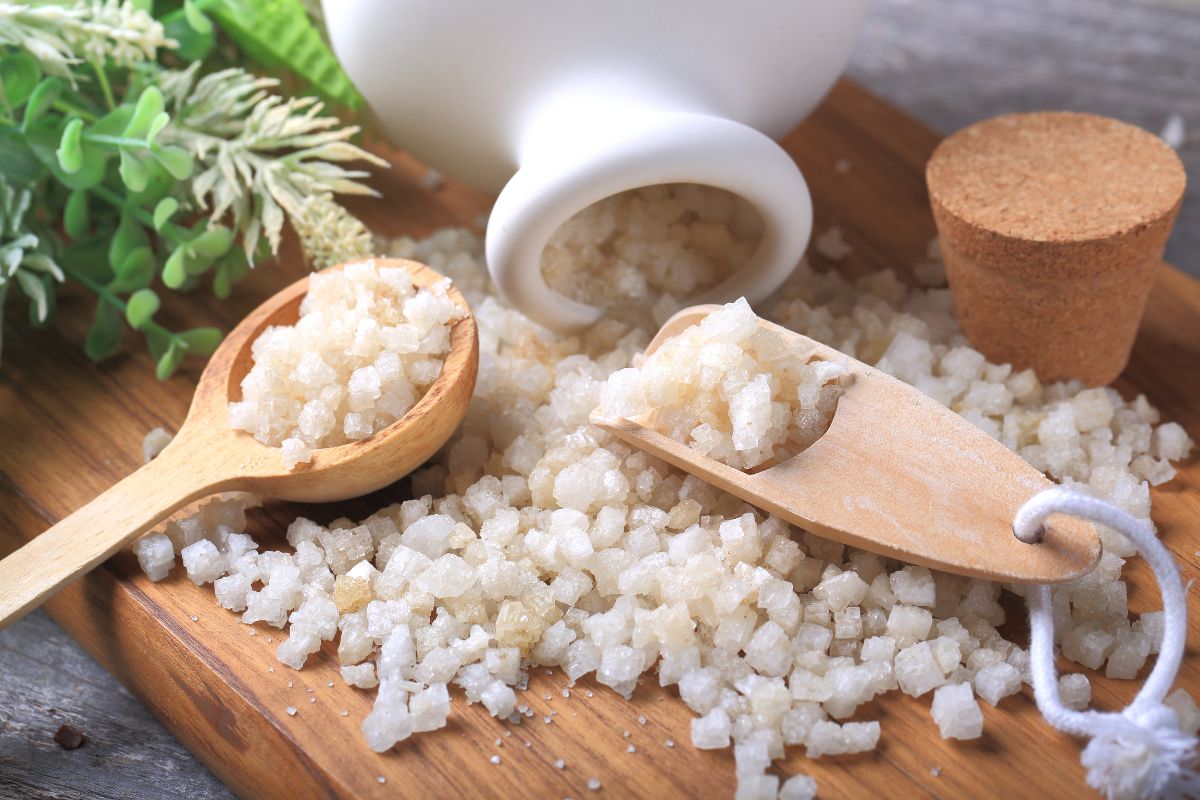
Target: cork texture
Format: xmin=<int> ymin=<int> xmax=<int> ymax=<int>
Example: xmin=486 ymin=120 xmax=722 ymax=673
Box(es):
xmin=926 ymin=112 xmax=1185 ymax=385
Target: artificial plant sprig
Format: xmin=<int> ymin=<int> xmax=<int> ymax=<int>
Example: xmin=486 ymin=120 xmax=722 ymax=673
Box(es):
xmin=0 ymin=0 xmax=382 ymax=378
xmin=0 ymin=175 xmax=63 ymax=363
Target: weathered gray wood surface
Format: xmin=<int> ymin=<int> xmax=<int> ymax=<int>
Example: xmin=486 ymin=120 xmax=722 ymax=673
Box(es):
xmin=1 ymin=1 xmax=1196 ymax=797
xmin=847 ymin=0 xmax=1199 ymax=274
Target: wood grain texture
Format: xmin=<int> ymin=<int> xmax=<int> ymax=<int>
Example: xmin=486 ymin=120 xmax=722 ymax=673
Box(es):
xmin=0 ymin=76 xmax=1197 ymax=799
xmin=5 ymin=3 xmax=1197 ymax=795
xmin=592 ymin=305 xmax=1101 ymax=584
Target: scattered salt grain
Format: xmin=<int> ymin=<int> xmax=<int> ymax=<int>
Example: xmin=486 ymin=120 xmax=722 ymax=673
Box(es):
xmin=130 ymin=219 xmax=1192 ymax=800
xmin=133 ymin=533 xmax=174 ymax=582
xmin=627 ymin=745 xmax=636 ymax=754
xmin=930 ymin=683 xmax=983 ymax=740
xmin=286 ymin=706 xmax=297 ymax=716
xmin=587 ymin=777 xmax=602 ymax=791
xmin=815 ymin=226 xmax=852 ymax=261
xmin=142 ymin=427 xmax=173 ymax=463
xmin=555 ymin=758 xmax=565 ymax=769
xmin=490 ymin=755 xmax=501 ymax=765
xmin=377 ymin=776 xmax=386 ymax=785
xmin=780 ymin=774 xmax=818 ymax=800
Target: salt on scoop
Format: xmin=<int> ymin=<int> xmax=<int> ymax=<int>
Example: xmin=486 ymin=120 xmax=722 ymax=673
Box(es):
xmin=597 ymin=297 xmax=848 ymax=471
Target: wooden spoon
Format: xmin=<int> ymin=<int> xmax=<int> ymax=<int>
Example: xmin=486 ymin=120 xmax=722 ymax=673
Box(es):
xmin=590 ymin=304 xmax=1100 ymax=584
xmin=0 ymin=258 xmax=478 ymax=631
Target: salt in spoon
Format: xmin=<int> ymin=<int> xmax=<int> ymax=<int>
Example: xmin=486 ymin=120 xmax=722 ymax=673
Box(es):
xmin=590 ymin=304 xmax=1100 ymax=583
xmin=0 ymin=258 xmax=478 ymax=630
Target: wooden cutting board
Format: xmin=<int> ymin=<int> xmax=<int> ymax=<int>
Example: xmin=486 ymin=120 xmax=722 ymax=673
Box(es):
xmin=1 ymin=79 xmax=1197 ymax=799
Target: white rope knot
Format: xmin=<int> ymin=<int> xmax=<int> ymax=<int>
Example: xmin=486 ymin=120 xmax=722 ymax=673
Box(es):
xmin=1080 ymin=705 xmax=1200 ymax=800
xmin=1016 ymin=487 xmax=1199 ymax=800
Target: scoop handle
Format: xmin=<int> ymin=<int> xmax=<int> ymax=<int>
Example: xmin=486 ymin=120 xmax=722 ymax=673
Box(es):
xmin=0 ymin=439 xmax=229 ymax=631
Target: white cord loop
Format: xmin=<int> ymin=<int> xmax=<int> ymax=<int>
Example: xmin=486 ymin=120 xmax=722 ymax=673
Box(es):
xmin=1015 ymin=487 xmax=1199 ymax=800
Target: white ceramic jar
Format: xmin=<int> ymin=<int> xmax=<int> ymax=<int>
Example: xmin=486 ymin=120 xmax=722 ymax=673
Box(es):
xmin=324 ymin=1 xmax=868 ymax=330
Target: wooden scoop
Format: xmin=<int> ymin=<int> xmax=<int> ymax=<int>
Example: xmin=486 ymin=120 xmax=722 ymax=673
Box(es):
xmin=0 ymin=258 xmax=478 ymax=631
xmin=590 ymin=305 xmax=1100 ymax=584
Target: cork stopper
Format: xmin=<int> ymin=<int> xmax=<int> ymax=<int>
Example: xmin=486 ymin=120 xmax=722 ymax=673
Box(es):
xmin=926 ymin=111 xmax=1185 ymax=386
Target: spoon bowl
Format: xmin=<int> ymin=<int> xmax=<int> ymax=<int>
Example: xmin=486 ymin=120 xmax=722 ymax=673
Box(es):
xmin=185 ymin=258 xmax=478 ymax=502
xmin=0 ymin=258 xmax=478 ymax=630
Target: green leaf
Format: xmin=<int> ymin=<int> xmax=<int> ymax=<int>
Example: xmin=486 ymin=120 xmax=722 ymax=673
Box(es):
xmin=89 ymin=104 xmax=133 ymax=137
xmin=124 ymin=86 xmax=165 ymax=141
xmin=190 ymin=225 xmax=234 ymax=259
xmin=147 ymin=111 xmax=170 ymax=143
xmin=143 ymin=327 xmax=170 ymax=360
xmin=84 ymin=301 xmax=123 ymax=362
xmin=153 ymin=197 xmax=178 ymax=231
xmin=109 ymin=246 xmax=156 ymax=293
xmin=62 ymin=235 xmax=114 ymax=284
xmin=184 ymin=0 xmax=215 ymax=33
xmin=0 ymin=127 xmax=45 ymax=184
xmin=150 ymin=144 xmax=193 ymax=180
xmin=179 ymin=327 xmax=222 ymax=356
xmin=125 ymin=288 xmax=160 ymax=329
xmin=155 ymin=340 xmax=185 ymax=380
xmin=64 ymin=190 xmax=90 ymax=239
xmin=15 ymin=269 xmax=49 ymax=322
xmin=119 ymin=149 xmax=149 ymax=192
xmin=163 ymin=245 xmax=188 ymax=289
xmin=212 ymin=249 xmax=249 ymax=299
xmin=184 ymin=251 xmax=214 ymax=277
xmin=162 ymin=11 xmax=216 ymax=61
xmin=108 ymin=212 xmax=149 ymax=270
xmin=56 ymin=118 xmax=85 ymax=174
xmin=26 ymin=117 xmax=106 ymax=189
xmin=125 ymin=158 xmax=175 ymax=207
xmin=23 ymin=78 xmax=62 ymax=128
xmin=0 ymin=53 xmax=40 ymax=110
xmin=208 ymin=0 xmax=364 ymax=108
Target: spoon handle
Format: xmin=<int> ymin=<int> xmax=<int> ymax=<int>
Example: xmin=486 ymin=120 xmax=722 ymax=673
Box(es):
xmin=0 ymin=440 xmax=229 ymax=631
